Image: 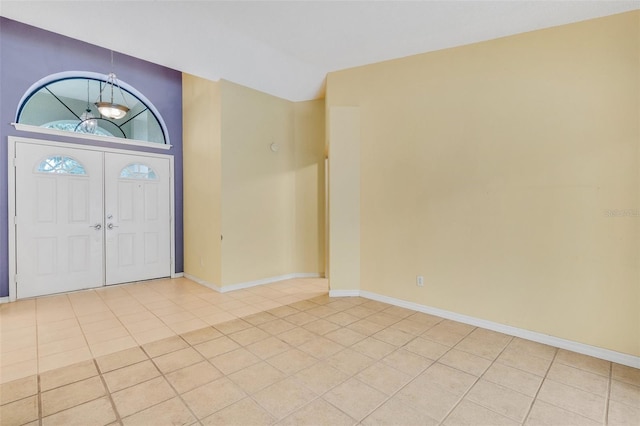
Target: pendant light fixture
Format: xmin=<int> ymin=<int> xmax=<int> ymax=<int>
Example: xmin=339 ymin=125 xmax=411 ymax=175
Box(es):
xmin=79 ymin=79 xmax=98 ymax=133
xmin=95 ymin=51 xmax=129 ymax=120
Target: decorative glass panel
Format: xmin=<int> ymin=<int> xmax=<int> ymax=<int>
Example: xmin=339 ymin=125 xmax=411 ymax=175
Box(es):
xmin=120 ymin=163 xmax=157 ymax=180
xmin=42 ymin=120 xmax=115 ymax=137
xmin=17 ymin=73 xmax=168 ymax=145
xmin=37 ymin=156 xmax=87 ymax=175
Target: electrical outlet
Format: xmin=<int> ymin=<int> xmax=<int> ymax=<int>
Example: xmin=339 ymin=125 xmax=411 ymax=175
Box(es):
xmin=416 ymin=275 xmax=424 ymax=287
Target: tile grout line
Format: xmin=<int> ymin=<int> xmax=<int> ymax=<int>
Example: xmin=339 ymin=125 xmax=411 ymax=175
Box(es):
xmin=139 ymin=335 xmax=204 ymax=425
xmin=437 ymin=331 xmax=512 ymax=425
xmin=94 ymin=358 xmax=124 ymax=426
xmin=521 ymin=347 xmax=559 ymax=425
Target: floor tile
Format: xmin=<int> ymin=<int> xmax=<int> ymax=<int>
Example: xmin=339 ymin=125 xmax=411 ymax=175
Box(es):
xmin=41 ymin=396 xmax=116 ymax=426
xmin=0 ymin=395 xmax=39 ymax=425
xmin=228 ymin=326 xmax=270 ymax=346
xmin=210 ymin=347 xmax=260 ymax=375
xmin=351 ymin=337 xmax=396 ymax=360
xmin=41 ymin=376 xmax=106 ymax=417
xmin=203 ymin=397 xmax=275 ymax=425
xmin=112 ymin=376 xmax=176 ymax=417
xmin=153 ymin=347 xmax=204 ymax=374
xmin=465 ymin=379 xmax=533 ymax=422
xmin=482 ymin=362 xmax=543 ymax=397
xmin=612 ymin=363 xmax=640 ymax=386
xmin=102 ymin=360 xmax=160 ymax=393
xmin=40 ymin=359 xmax=98 ymax=391
xmin=277 ymin=327 xmax=316 ymax=346
xmin=546 ymin=361 xmax=609 ymax=396
xmin=404 ymin=336 xmax=449 ymax=360
xmin=536 ymin=379 xmax=606 ymax=422
xmin=0 ymin=375 xmax=37 ymax=405
xmin=439 ymin=348 xmax=492 ymax=376
xmin=381 ymin=348 xmax=433 ymax=377
xmin=142 ymin=336 xmax=189 ymax=358
xmin=326 ymin=348 xmax=375 ymax=375
xmin=194 ymin=335 xmax=240 ymax=359
xmin=299 ymin=336 xmax=344 ymax=359
xmin=294 ymin=361 xmax=350 ymax=395
xmin=165 ymin=360 xmax=222 ymax=393
xmin=610 ymin=379 xmax=640 ymax=407
xmin=554 ymin=349 xmax=611 ymax=377
xmin=608 ymin=399 xmax=640 ymax=425
xmin=444 ymin=399 xmax=518 ymax=425
xmin=246 ymin=336 xmax=292 ymax=359
xmin=356 ymin=361 xmax=412 ymax=395
xmin=324 ymin=327 xmax=367 ymax=347
xmin=279 ymin=398 xmax=356 ymax=426
xmin=182 ymin=377 xmax=246 ymax=419
xmin=267 ymin=348 xmax=318 ymax=375
xmin=253 ymin=377 xmax=318 ymax=419
xmin=228 ymin=361 xmax=286 ymax=394
xmin=362 ymin=396 xmax=438 ymax=426
xmin=323 ymin=378 xmax=387 ymax=421
xmin=1 ymin=277 xmax=637 ymax=426
xmin=497 ymin=346 xmax=552 ymax=377
xmin=525 ymin=399 xmax=600 ymax=425
xmin=121 ymin=397 xmax=196 ymax=426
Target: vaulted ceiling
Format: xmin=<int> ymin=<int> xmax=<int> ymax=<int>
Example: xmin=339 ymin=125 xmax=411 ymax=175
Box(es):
xmin=2 ymin=1 xmax=638 ymax=101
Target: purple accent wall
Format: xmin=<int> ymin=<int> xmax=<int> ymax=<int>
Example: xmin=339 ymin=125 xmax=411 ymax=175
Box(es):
xmin=0 ymin=17 xmax=183 ymax=297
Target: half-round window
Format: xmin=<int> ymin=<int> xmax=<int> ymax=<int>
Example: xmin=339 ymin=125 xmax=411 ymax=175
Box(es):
xmin=16 ymin=72 xmax=169 ymax=146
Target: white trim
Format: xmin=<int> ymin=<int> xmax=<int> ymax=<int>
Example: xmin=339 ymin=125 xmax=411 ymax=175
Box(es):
xmin=329 ymin=289 xmax=360 ymax=297
xmin=0 ymin=297 xmax=9 ymax=304
xmin=331 ymin=288 xmax=640 ymax=369
xmin=172 ymin=272 xmax=184 ymax=278
xmin=7 ymin=136 xmax=176 ymax=301
xmin=7 ymin=137 xmax=17 ymax=302
xmin=184 ymin=272 xmax=324 ymax=294
xmin=12 ymin=123 xmax=172 ymax=150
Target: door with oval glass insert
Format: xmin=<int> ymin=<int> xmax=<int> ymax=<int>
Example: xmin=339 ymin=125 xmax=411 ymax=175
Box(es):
xmin=15 ymin=143 xmax=104 ymax=298
xmin=15 ymin=142 xmax=171 ymax=298
xmin=104 ymin=153 xmax=171 ymax=285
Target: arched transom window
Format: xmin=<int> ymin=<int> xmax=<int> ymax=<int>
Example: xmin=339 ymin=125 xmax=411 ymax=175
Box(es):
xmin=16 ymin=72 xmax=170 ymax=146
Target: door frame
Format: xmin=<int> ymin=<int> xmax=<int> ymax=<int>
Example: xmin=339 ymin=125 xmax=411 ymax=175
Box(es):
xmin=7 ymin=136 xmax=177 ymax=302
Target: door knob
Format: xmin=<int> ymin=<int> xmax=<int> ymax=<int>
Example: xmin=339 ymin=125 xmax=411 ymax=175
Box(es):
xmin=90 ymin=223 xmax=102 ymax=230
xmin=107 ymin=223 xmax=119 ymax=230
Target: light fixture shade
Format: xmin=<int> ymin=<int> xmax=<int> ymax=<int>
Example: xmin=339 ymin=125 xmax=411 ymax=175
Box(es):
xmin=95 ymin=102 xmax=129 ymax=120
xmin=79 ymin=110 xmax=98 ymax=133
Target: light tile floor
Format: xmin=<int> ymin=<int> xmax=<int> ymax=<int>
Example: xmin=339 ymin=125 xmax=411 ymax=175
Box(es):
xmin=0 ymin=278 xmax=638 ymax=425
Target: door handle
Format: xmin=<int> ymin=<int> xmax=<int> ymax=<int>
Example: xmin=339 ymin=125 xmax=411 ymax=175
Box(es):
xmin=90 ymin=223 xmax=102 ymax=230
xmin=107 ymin=223 xmax=119 ymax=230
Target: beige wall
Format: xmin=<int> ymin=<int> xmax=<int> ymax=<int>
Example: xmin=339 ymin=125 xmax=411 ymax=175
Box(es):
xmin=183 ymin=78 xmax=326 ymax=288
xmin=220 ymin=80 xmax=297 ymax=285
xmin=294 ymin=100 xmax=326 ymax=274
xmin=328 ymin=107 xmax=361 ymax=292
xmin=326 ymin=11 xmax=639 ymax=356
xmin=182 ymin=74 xmax=222 ymax=285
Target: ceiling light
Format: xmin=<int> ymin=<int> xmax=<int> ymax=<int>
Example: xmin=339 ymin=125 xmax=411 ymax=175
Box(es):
xmin=79 ymin=79 xmax=97 ymax=133
xmin=95 ymin=51 xmax=130 ymax=120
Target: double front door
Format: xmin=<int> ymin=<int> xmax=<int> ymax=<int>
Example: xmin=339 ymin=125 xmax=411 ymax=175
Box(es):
xmin=15 ymin=142 xmax=171 ymax=298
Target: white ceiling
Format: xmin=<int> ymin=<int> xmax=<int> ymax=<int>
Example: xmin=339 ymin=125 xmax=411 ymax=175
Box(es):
xmin=2 ymin=1 xmax=639 ymax=101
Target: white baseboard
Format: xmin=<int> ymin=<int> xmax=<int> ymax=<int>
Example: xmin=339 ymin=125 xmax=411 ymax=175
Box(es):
xmin=331 ymin=289 xmax=640 ymax=369
xmin=0 ymin=296 xmax=10 ymax=304
xmin=183 ymin=273 xmax=222 ymax=292
xmin=184 ymin=272 xmax=324 ymax=294
xmin=329 ymin=289 xmax=361 ymax=297
xmin=172 ymin=272 xmax=184 ymax=278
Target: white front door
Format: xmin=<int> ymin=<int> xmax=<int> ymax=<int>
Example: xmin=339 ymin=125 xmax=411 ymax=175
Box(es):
xmin=14 ymin=141 xmax=172 ymax=298
xmin=15 ymin=143 xmax=104 ymax=298
xmin=104 ymin=153 xmax=171 ymax=285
